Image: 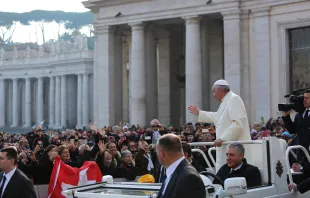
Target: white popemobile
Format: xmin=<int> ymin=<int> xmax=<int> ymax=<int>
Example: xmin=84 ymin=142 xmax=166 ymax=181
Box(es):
xmin=62 ymin=137 xmax=310 ymax=198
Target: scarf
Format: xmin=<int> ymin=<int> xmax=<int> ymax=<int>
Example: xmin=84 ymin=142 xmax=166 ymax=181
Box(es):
xmin=144 ymin=153 xmax=154 ymax=171
xmin=152 ymin=130 xmax=161 ymax=144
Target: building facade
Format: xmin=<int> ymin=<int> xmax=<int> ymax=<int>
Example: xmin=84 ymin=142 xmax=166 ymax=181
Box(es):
xmin=0 ymin=0 xmax=309 ymax=129
xmin=83 ymin=0 xmax=310 ymax=127
xmin=0 ymin=39 xmax=94 ymax=129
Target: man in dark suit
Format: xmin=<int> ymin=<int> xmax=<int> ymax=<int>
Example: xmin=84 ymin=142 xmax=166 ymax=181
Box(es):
xmin=214 ymin=143 xmax=261 ymax=188
xmin=282 ymin=89 xmax=310 ymax=158
xmin=156 ymin=134 xmax=206 ymax=198
xmin=0 ymin=147 xmax=37 ymax=198
xmin=182 ymin=143 xmax=206 ymax=173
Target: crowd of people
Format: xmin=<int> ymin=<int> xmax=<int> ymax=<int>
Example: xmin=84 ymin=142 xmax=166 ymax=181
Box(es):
xmin=0 ymin=119 xmax=220 ymax=184
xmin=0 ymin=115 xmax=300 ymax=186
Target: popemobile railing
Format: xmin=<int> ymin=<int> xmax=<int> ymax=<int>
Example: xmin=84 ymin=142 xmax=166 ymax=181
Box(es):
xmin=188 ymin=141 xmax=263 ymax=170
xmin=285 ymin=145 xmax=310 ymax=184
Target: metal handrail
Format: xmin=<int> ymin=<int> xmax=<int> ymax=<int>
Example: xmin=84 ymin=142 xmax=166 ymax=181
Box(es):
xmin=191 ymin=149 xmax=212 ymax=169
xmin=285 ymin=145 xmax=310 ymax=184
xmin=189 ymin=140 xmax=263 ymax=170
xmin=208 ymin=147 xmax=216 ymax=166
xmin=189 ymin=140 xmax=262 ymax=147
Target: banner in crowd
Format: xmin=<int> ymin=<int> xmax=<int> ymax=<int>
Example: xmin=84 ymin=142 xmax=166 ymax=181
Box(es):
xmin=47 ymin=156 xmax=102 ymax=198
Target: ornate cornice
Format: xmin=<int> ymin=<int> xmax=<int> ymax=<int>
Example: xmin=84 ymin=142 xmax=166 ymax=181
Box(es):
xmin=84 ymin=0 xmax=152 ymax=8
xmin=251 ymin=7 xmax=270 ymax=18
xmin=182 ymin=16 xmax=201 ymax=25
xmin=221 ymin=10 xmax=241 ymax=20
xmin=94 ymin=25 xmax=116 ymax=34
xmin=129 ymin=22 xmax=144 ymax=31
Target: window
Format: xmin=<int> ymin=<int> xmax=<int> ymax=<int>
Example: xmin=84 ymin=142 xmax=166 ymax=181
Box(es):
xmin=289 ymin=27 xmax=310 ymax=91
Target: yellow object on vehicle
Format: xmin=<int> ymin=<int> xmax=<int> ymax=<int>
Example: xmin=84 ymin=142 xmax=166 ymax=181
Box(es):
xmin=138 ymin=174 xmax=155 ymax=183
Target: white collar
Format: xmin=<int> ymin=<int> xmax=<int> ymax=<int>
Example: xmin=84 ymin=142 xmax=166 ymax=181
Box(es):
xmin=231 ymin=162 xmax=243 ymax=172
xmin=166 ymin=157 xmax=185 ymax=179
xmin=3 ymin=166 xmax=17 ymax=181
xmin=221 ymin=91 xmax=232 ymax=102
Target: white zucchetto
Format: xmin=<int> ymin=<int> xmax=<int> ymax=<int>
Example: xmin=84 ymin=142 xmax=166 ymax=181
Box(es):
xmin=214 ymin=79 xmax=229 ymax=86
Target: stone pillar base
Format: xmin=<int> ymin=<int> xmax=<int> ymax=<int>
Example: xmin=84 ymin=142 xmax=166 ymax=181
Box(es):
xmin=10 ymin=124 xmax=18 ymax=127
xmin=23 ymin=124 xmax=31 ymax=128
xmin=53 ymin=125 xmax=64 ymax=130
xmin=75 ymin=125 xmax=84 ymax=130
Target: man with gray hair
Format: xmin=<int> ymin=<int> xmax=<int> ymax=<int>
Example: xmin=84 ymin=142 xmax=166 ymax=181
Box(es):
xmin=214 ymin=143 xmax=261 ymax=188
xmin=188 ymin=79 xmax=251 ymax=170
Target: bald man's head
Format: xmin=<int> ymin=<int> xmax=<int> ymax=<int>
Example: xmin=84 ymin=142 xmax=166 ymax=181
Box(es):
xmin=157 ymin=134 xmax=182 ymax=153
xmin=156 ymin=134 xmax=184 ymax=167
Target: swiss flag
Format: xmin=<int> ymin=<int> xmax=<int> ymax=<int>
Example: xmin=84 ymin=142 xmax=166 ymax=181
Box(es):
xmin=47 ymin=156 xmax=102 ymax=198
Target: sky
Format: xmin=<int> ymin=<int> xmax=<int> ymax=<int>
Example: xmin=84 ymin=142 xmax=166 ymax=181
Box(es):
xmin=0 ymin=0 xmax=88 ymax=13
xmin=1 ymin=0 xmax=90 ymax=44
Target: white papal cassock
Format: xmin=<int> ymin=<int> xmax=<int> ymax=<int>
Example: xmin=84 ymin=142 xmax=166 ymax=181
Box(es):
xmin=198 ymin=91 xmax=251 ymax=171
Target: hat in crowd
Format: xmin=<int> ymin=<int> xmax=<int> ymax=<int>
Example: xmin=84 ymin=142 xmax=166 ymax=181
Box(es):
xmin=214 ymin=79 xmax=229 ymax=86
xmin=282 ymin=131 xmax=292 ymax=138
xmin=138 ymin=174 xmax=155 ymax=183
xmin=150 ymin=119 xmax=161 ymax=127
xmin=130 ymin=125 xmax=137 ymax=131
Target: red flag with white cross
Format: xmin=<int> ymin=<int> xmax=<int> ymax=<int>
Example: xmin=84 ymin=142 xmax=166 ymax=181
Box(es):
xmin=47 ymin=156 xmax=102 ymax=198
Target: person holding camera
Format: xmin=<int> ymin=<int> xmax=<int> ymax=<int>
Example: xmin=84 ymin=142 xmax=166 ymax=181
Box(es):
xmin=135 ymin=140 xmax=155 ymax=176
xmin=282 ymin=89 xmax=310 ymax=158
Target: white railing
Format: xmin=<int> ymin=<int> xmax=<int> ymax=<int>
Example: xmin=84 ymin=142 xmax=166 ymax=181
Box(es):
xmin=208 ymin=147 xmax=216 ymax=166
xmin=191 ymin=148 xmax=213 ymax=168
xmin=285 ymin=145 xmax=310 ymax=184
xmin=188 ymin=140 xmax=262 ymax=147
xmin=189 ymin=140 xmax=263 ymax=170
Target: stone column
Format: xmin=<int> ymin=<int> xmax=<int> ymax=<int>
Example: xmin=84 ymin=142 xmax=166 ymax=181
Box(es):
xmin=93 ymin=25 xmax=116 ymax=127
xmin=37 ymin=77 xmax=44 ymax=123
xmin=252 ymin=8 xmax=271 ymax=121
xmin=201 ymin=19 xmax=211 ymax=111
xmin=240 ymin=11 xmax=251 ymax=122
xmin=209 ymin=19 xmax=224 ymax=111
xmin=55 ymin=76 xmax=61 ymax=127
xmin=0 ymin=79 xmax=5 ymax=127
xmin=129 ymin=22 xmax=146 ymax=126
xmin=76 ymin=74 xmax=83 ymax=128
xmin=146 ymin=26 xmax=158 ymax=122
xmin=184 ymin=16 xmax=203 ymax=123
xmin=82 ymin=74 xmax=89 ymax=127
xmin=114 ymin=30 xmax=123 ymax=123
xmin=122 ymin=35 xmax=130 ymax=123
xmin=49 ymin=77 xmax=55 ymax=128
xmin=23 ymin=78 xmax=31 ymax=127
xmin=11 ymin=78 xmax=19 ymax=127
xmin=222 ymin=11 xmax=241 ymax=95
xmin=157 ymin=29 xmax=171 ymax=125
xmin=61 ymin=75 xmax=67 ymax=128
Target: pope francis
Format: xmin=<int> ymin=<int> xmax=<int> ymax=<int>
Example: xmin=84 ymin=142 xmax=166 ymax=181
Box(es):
xmin=188 ymin=79 xmax=251 ymax=171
